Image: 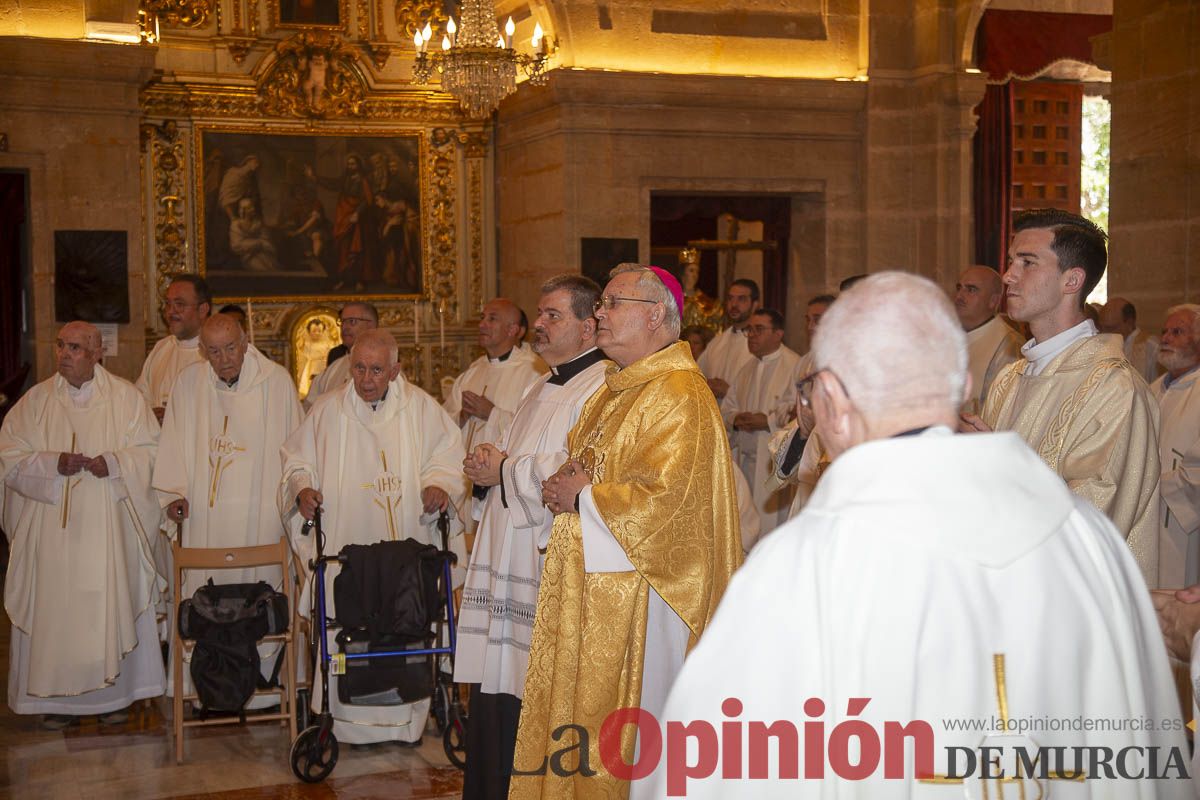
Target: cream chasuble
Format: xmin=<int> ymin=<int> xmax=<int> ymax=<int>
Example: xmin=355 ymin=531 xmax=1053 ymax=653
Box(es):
xmin=721 ymin=345 xmax=803 ymax=530
xmin=154 ymin=347 xmax=303 ymax=698
xmin=656 ymin=429 xmax=1189 ymax=799
xmin=303 ymin=354 xmax=350 ymax=412
xmin=1150 ymin=370 xmax=1200 ymax=588
xmin=1 ymin=367 xmax=164 ymax=710
xmin=454 ymin=351 xmax=609 ymax=699
xmin=964 ymin=314 xmax=1023 ymax=413
xmin=983 ymin=332 xmax=1161 ymax=585
xmin=695 ymin=324 xmax=753 ymax=386
xmin=279 ymin=377 xmax=468 ymax=744
xmin=442 ymin=344 xmax=543 ymax=455
xmin=135 ymin=335 xmax=203 ymax=410
xmin=510 ymin=342 xmax=742 ymax=800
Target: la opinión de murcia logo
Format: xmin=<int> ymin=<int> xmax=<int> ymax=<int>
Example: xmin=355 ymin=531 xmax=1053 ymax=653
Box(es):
xmin=512 ymin=697 xmax=1191 ymax=796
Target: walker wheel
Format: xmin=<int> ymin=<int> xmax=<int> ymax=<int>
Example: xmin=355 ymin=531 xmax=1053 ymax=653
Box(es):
xmin=442 ymin=712 xmax=467 ymax=771
xmin=291 ymin=724 xmax=339 ymax=783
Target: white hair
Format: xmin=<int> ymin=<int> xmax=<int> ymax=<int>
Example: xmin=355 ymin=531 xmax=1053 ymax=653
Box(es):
xmin=610 ymin=263 xmax=682 ymax=337
xmin=1166 ymin=304 xmax=1200 ymax=342
xmin=814 ymin=271 xmax=968 ymax=418
xmin=351 ymin=329 xmax=399 ymax=366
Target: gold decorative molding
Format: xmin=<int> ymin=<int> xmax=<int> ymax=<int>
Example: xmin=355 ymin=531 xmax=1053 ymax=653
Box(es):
xmin=143 ymin=0 xmax=213 ymax=28
xmin=248 ymin=0 xmax=259 ymax=36
xmin=395 ymin=0 xmax=447 ymax=39
xmin=356 ymin=0 xmax=369 ymax=38
xmin=227 ymin=38 xmax=253 ymax=64
xmin=232 ymin=0 xmax=242 ymax=33
xmin=466 ymin=157 xmax=484 ymax=318
xmin=426 ymin=128 xmax=458 ymax=302
xmin=142 ymin=82 xmax=463 ymax=123
xmin=366 ymin=41 xmax=392 ymax=70
xmin=146 ymin=120 xmax=188 ymax=296
xmin=258 ymin=31 xmax=367 ymax=118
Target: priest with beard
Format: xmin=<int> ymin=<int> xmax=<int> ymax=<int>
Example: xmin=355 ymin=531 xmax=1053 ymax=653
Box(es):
xmin=454 ymin=275 xmax=609 ymax=799
xmin=279 ymin=329 xmax=467 ymax=746
xmin=154 ymin=313 xmax=303 ymax=704
xmin=512 ymin=264 xmax=742 ymax=799
xmin=1149 ymin=304 xmax=1200 ymax=588
xmin=657 ymin=273 xmax=1189 ymax=799
xmin=2 ymin=322 xmax=164 ymax=729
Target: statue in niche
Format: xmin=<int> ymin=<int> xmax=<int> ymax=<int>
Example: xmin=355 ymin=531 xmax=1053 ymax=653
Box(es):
xmin=677 ymin=246 xmax=723 ymax=333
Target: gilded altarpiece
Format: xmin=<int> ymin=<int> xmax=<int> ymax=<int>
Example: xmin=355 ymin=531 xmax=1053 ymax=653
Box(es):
xmin=139 ymin=2 xmax=493 ymax=397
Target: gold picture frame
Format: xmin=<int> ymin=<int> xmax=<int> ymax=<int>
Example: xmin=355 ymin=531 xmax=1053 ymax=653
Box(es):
xmin=195 ymin=124 xmax=429 ymax=303
xmin=268 ymin=0 xmax=351 ymax=32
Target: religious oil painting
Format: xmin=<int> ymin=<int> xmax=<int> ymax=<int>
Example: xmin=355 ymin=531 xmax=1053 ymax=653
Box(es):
xmin=197 ymin=128 xmax=424 ymax=302
xmin=291 ymin=308 xmax=341 ymax=399
xmin=278 ymin=0 xmax=342 ymax=27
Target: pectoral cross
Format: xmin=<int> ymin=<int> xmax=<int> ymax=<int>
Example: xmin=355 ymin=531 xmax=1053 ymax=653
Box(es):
xmin=208 ymin=416 xmax=246 ymax=508
xmin=919 ymin=654 xmax=1083 ymax=798
xmin=361 ymin=450 xmax=402 ymax=540
xmin=576 ymin=426 xmax=606 ymax=483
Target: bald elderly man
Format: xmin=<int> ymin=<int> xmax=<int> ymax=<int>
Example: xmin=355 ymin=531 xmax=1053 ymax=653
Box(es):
xmin=280 ymin=329 xmax=468 ymax=745
xmin=1 ymin=322 xmax=163 ymax=729
xmin=154 ymin=314 xmax=303 ymax=704
xmin=443 ymin=298 xmax=542 ymax=477
xmin=657 ymin=274 xmax=1189 ymax=798
xmin=953 ymin=265 xmax=1023 ymax=412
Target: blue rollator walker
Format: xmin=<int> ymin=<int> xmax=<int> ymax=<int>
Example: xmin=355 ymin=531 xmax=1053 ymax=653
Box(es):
xmin=289 ymin=505 xmax=468 ymax=783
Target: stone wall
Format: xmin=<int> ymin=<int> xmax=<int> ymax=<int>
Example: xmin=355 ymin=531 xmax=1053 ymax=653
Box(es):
xmin=1109 ymin=0 xmax=1200 ymax=330
xmin=0 ymin=37 xmax=155 ymax=382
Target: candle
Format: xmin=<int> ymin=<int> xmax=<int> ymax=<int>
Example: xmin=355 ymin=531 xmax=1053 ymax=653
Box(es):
xmin=447 ymin=17 xmax=457 ymax=47
xmin=438 ymin=301 xmax=445 ymax=351
xmin=504 ymin=16 xmax=514 ymax=48
xmin=246 ymin=298 xmax=255 ymax=346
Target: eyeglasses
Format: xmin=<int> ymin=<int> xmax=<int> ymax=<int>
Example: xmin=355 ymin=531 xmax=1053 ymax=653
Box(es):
xmin=795 ymin=369 xmax=849 ymax=410
xmin=163 ymin=300 xmax=200 ymax=311
xmin=593 ymin=295 xmax=658 ymax=313
xmin=338 ymin=317 xmax=374 ymax=327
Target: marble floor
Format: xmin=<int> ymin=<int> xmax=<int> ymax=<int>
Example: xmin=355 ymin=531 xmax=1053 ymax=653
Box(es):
xmin=0 ymin=616 xmax=464 ymax=800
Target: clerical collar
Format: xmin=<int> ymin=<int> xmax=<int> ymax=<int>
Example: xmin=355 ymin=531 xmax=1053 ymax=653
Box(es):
xmin=891 ymin=426 xmax=931 ymax=438
xmin=756 ymin=347 xmax=783 ymax=364
xmin=548 ymin=347 xmax=604 ymax=386
xmin=1021 ymin=319 xmax=1096 ymax=376
xmin=178 ymin=335 xmax=200 ymax=349
xmin=487 ymin=348 xmax=514 ymax=364
xmin=1164 ymin=365 xmax=1200 ymax=390
xmin=222 ymin=376 xmax=239 ymax=389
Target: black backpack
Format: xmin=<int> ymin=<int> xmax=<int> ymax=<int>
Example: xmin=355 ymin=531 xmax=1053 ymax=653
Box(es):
xmin=178 ymin=580 xmax=288 ymax=715
xmin=333 ymin=539 xmax=443 ymax=641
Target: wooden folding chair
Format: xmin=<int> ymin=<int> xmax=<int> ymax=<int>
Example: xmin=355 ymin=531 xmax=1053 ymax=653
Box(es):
xmin=172 ymin=537 xmax=298 ymax=764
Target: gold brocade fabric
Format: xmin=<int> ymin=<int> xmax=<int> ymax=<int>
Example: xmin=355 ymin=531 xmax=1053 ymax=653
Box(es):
xmin=982 ymin=334 xmax=1161 ymax=586
xmin=681 ymin=291 xmax=723 ymax=334
xmin=510 ymin=341 xmax=743 ymax=799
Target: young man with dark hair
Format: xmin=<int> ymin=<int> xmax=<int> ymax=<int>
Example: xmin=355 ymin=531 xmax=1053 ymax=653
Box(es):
xmin=967 ymin=209 xmax=1162 ymax=586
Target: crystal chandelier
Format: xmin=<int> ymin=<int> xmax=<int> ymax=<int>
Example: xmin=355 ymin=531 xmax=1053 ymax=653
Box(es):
xmin=412 ymin=0 xmax=552 ymax=119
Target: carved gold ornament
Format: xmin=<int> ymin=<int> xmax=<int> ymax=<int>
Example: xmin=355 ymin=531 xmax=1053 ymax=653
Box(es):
xmin=141 ymin=0 xmax=213 ymax=29
xmin=258 ymin=31 xmax=366 ymax=119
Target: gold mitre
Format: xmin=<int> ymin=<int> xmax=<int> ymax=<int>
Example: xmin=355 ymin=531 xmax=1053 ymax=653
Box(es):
xmin=678 ymin=246 xmax=699 ymax=266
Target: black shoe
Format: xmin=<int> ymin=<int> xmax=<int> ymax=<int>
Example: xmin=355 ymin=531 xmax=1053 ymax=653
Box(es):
xmin=41 ymin=714 xmax=76 ymax=731
xmin=396 ymin=737 xmax=422 ymax=748
xmin=98 ymin=708 xmax=129 ymax=725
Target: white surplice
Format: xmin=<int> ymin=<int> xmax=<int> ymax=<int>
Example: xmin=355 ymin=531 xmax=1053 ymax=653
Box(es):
xmin=454 ymin=350 xmax=609 ymax=698
xmin=135 ymin=335 xmax=203 ymax=411
xmin=442 ymin=344 xmax=543 ymax=456
xmin=964 ymin=314 xmax=1023 ymax=412
xmin=695 ymin=325 xmax=753 ymax=386
xmin=1 ymin=367 xmax=165 ymax=713
xmin=279 ymin=376 xmax=468 ymax=744
xmin=303 ymin=355 xmax=350 ymax=412
xmin=1151 ymin=369 xmax=1200 ymax=588
xmin=656 ymin=428 xmax=1190 ymax=799
xmin=154 ymin=346 xmax=304 ymax=698
xmin=720 ymin=346 xmax=803 ymax=530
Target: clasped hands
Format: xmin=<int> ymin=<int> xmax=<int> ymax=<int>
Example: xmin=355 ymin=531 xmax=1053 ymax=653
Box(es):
xmin=460 ymin=391 xmax=494 ymax=422
xmin=731 ymin=412 xmax=769 ymax=432
xmin=541 ymin=459 xmax=592 ymax=516
xmin=464 ymin=443 xmax=505 ymax=488
xmin=58 ymin=452 xmax=110 ymax=479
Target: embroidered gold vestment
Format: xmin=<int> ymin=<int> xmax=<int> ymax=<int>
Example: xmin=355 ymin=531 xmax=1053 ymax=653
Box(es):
xmin=510 ymin=341 xmax=743 ymax=799
xmin=983 ymin=333 xmax=1160 ymax=585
